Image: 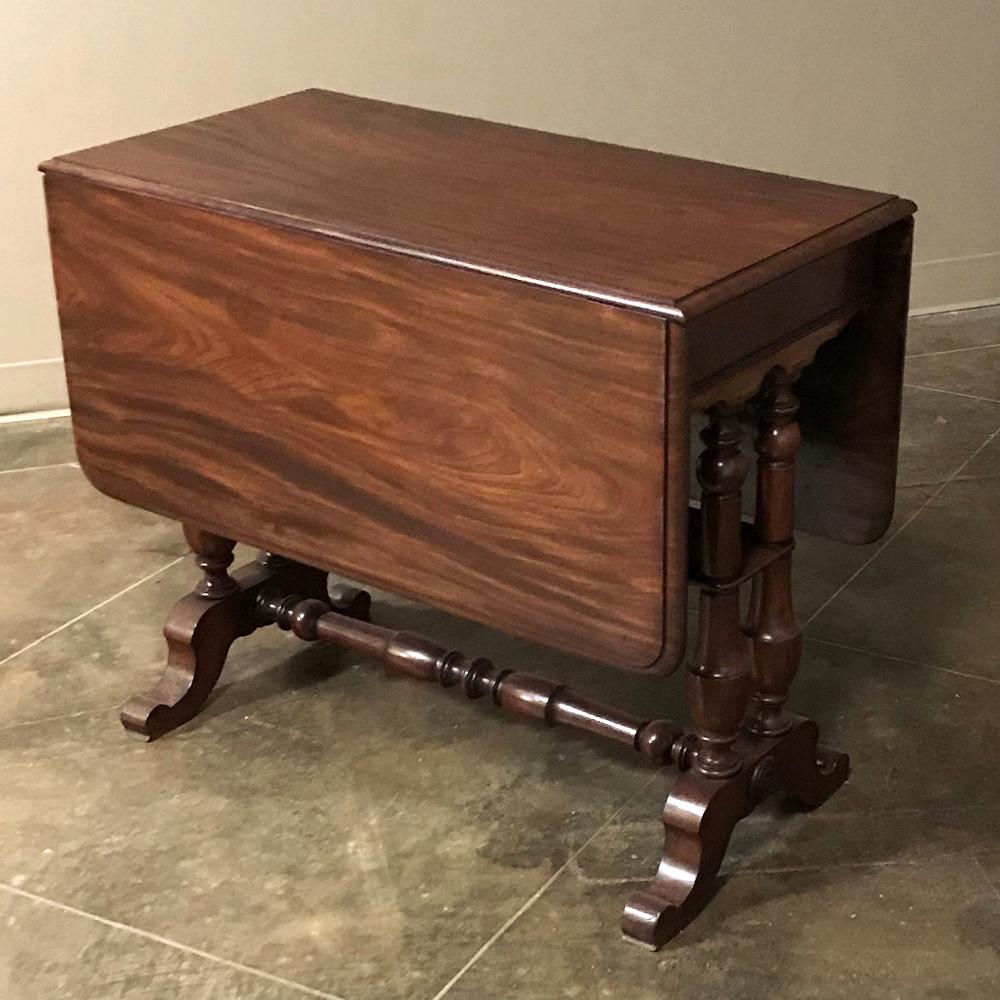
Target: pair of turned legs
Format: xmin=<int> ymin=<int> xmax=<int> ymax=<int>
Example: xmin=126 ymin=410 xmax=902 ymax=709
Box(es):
xmin=622 ymin=368 xmax=847 ymax=946
xmin=121 ymin=366 xmax=847 ymax=948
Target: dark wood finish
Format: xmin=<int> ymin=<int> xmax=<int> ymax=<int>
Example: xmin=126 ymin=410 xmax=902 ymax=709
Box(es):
xmin=685 ymin=240 xmax=875 ymax=389
xmin=795 ymin=216 xmax=915 ymax=542
xmin=184 ymin=525 xmax=239 ymax=599
xmin=686 ymin=408 xmax=755 ymax=779
xmin=690 ymin=304 xmax=859 ymax=410
xmin=39 ymin=88 xmax=911 ymax=319
xmin=256 ymin=591 xmax=697 ymax=769
xmin=623 ymin=382 xmax=847 ymax=948
xmin=745 ymin=370 xmax=803 ymax=736
xmin=121 ymin=537 xmax=363 ymax=740
xmin=39 ymin=90 xmax=917 ymax=949
xmin=40 ymin=92 xmax=919 ymax=677
xmin=621 ymin=717 xmax=849 ymax=949
xmin=747 ymin=368 xmax=802 ymax=736
xmin=41 ymin=90 xmax=916 ymax=552
xmin=45 ymin=176 xmax=676 ymax=672
xmin=686 ymin=507 xmax=794 ymax=591
xmin=211 ymin=548 xmax=844 ymax=953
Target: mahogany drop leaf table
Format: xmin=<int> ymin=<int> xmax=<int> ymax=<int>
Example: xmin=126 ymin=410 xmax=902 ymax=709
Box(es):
xmin=40 ymin=89 xmax=916 ymax=949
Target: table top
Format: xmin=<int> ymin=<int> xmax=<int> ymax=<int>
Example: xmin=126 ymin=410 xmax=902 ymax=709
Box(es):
xmin=41 ymin=88 xmax=913 ymax=320
xmin=43 ymin=91 xmax=917 ymax=670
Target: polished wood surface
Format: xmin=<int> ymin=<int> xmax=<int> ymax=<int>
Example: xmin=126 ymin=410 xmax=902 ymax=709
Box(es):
xmin=622 ymin=716 xmax=848 ymax=948
xmin=686 ymin=407 xmax=755 ymax=779
xmin=121 ymin=542 xmax=346 ymax=741
xmin=745 ymin=370 xmax=803 ymax=737
xmin=41 ymin=88 xmax=912 ymax=319
xmin=256 ymin=587 xmax=696 ymax=768
xmin=40 ymin=90 xmax=917 ymax=949
xmin=624 ymin=384 xmax=847 ymax=948
xmin=41 ymin=90 xmax=916 ymax=549
xmin=45 ymin=175 xmax=679 ymax=670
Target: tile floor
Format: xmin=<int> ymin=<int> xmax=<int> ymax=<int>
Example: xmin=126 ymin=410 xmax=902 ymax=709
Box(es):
xmin=1 ymin=305 xmax=998 ymax=999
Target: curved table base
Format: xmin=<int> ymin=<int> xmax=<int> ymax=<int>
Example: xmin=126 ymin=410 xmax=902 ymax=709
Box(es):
xmin=622 ymin=717 xmax=848 ymax=949
xmin=121 ymin=553 xmax=367 ymax=741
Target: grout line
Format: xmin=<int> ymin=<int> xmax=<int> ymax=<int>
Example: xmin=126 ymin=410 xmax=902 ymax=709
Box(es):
xmin=806 ymin=636 xmax=1000 ymax=686
xmin=0 ymin=461 xmax=78 ymax=476
xmin=903 ymin=383 xmax=1000 ymax=405
xmin=804 ymin=422 xmax=1000 ymax=628
xmin=893 ymin=477 xmax=957 ymax=490
xmin=900 ymin=473 xmax=1000 ymax=489
xmin=0 ymin=408 xmax=71 ymax=424
xmin=0 ymin=884 xmax=348 ymax=1000
xmin=907 ymin=343 xmax=1000 ymax=360
xmin=429 ymin=777 xmax=656 ymax=1000
xmin=430 ymin=871 xmax=571 ymax=996
xmin=908 ymin=299 xmax=1000 ymax=318
xmin=729 ymin=857 xmax=955 ymax=877
xmin=0 ymin=704 xmax=122 ymax=734
xmin=571 ymin=855 xmax=949 ymax=887
xmin=942 ymin=473 xmax=1000 ymax=485
xmin=0 ymin=556 xmax=185 ymax=670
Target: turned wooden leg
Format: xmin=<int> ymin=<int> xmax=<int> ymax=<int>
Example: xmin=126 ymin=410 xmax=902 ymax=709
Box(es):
xmin=185 ymin=525 xmax=240 ymax=599
xmin=687 ymin=406 xmax=755 ymax=779
xmin=743 ymin=369 xmax=850 ymax=809
xmin=745 ymin=368 xmax=802 ymax=737
xmin=623 ymin=406 xmax=755 ymax=946
xmin=120 ymin=527 xmax=359 ymax=741
xmin=623 ymin=393 xmax=851 ymax=949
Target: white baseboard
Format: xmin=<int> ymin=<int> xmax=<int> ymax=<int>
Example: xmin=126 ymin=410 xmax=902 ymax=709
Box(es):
xmin=0 ymin=408 xmax=71 ymax=425
xmin=909 ymin=251 xmax=1000 ymax=313
xmin=909 ymin=297 xmax=1000 ymax=318
xmin=0 ymin=357 xmax=69 ymax=416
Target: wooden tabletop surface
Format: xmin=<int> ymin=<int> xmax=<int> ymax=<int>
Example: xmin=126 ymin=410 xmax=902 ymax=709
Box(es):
xmin=41 ymin=89 xmax=913 ymax=319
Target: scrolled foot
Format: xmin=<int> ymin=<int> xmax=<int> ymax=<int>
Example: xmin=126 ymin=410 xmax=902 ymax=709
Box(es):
xmin=121 ymin=561 xmax=274 ymax=741
xmin=121 ymin=548 xmax=337 ymax=742
xmin=622 ymin=717 xmax=849 ymax=949
xmin=622 ymin=770 xmax=751 ymax=949
xmin=775 ymin=717 xmax=850 ymax=808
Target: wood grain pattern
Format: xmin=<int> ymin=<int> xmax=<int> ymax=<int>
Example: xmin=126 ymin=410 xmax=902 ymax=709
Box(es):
xmin=46 ymin=175 xmax=676 ymax=670
xmin=40 ymin=88 xmax=912 ymax=319
xmin=39 ymin=91 xmax=914 ymax=946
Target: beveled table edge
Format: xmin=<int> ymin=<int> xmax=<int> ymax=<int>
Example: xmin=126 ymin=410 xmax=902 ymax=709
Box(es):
xmin=38 ymin=158 xmax=914 ymax=323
